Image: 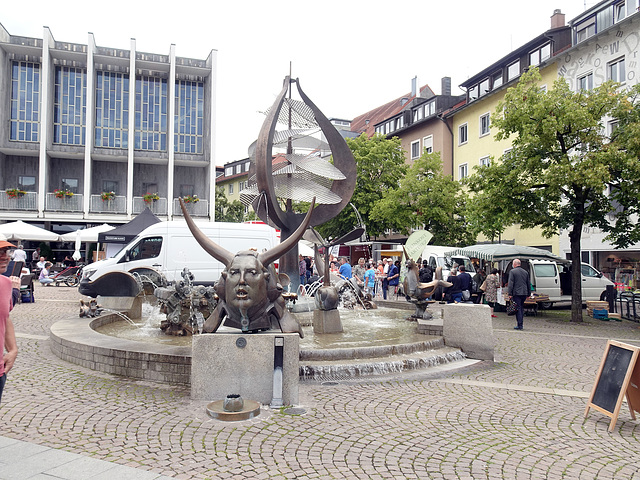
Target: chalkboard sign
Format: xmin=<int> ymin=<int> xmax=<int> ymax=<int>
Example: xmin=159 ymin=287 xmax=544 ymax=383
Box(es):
xmin=585 ymin=340 xmax=640 ymax=432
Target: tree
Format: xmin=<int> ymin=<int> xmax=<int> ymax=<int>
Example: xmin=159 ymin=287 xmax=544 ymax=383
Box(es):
xmin=315 ymin=133 xmax=407 ymax=241
xmin=466 ymin=67 xmax=640 ymax=322
xmin=372 ymin=151 xmax=475 ymax=246
xmin=215 ymin=186 xmax=253 ymax=223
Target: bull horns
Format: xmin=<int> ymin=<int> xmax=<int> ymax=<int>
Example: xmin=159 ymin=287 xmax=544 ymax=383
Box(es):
xmin=179 ymin=196 xmax=316 ymax=269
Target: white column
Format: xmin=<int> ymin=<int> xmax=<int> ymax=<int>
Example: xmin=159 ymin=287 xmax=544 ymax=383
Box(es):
xmin=167 ymin=44 xmax=176 ymax=218
xmin=127 ymin=38 xmax=136 ymax=217
xmin=207 ymin=49 xmax=218 ymax=221
xmin=84 ymin=33 xmax=96 ymax=216
xmin=38 ymin=27 xmax=55 ymax=216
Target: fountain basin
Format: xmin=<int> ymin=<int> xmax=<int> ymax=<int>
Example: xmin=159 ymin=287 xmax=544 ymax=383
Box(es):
xmin=50 ymin=306 xmax=469 ymax=384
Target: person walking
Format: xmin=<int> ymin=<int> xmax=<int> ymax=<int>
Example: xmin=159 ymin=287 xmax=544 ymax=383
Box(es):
xmin=508 ymin=258 xmax=531 ymax=330
xmin=457 ymin=265 xmax=473 ymax=302
xmin=11 ymin=244 xmax=26 ymax=263
xmin=484 ymin=268 xmax=501 ymax=317
xmin=0 ymin=234 xmax=19 ymax=403
xmin=385 ymin=260 xmax=400 ymax=300
xmin=338 ymin=257 xmax=352 ymax=280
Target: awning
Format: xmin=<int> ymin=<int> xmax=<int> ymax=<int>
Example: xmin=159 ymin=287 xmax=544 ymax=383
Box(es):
xmin=445 ymin=244 xmax=569 ymax=263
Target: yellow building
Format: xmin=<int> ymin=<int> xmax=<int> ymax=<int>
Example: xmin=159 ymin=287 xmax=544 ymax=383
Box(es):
xmin=449 ymin=10 xmax=571 ymax=254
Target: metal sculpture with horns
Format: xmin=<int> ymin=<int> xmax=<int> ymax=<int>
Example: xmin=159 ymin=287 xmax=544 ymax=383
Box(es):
xmin=179 ymin=197 xmax=316 ymax=337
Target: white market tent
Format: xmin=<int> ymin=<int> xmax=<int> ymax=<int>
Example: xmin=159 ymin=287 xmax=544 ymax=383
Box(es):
xmin=0 ymin=220 xmax=60 ymax=242
xmin=445 ymin=244 xmax=569 ymax=263
xmin=59 ymin=224 xmax=114 ymax=243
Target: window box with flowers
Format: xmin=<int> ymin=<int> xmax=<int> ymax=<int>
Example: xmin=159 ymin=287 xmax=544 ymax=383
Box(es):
xmin=182 ymin=194 xmax=200 ymax=204
xmin=143 ymin=192 xmax=160 ymax=204
xmin=54 ymin=189 xmax=74 ymax=199
xmin=101 ymin=191 xmax=116 ymax=201
xmin=6 ymin=188 xmax=26 ymax=198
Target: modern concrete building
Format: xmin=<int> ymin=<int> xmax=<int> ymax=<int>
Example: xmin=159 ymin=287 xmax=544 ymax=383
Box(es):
xmin=0 ymin=24 xmax=217 ymax=229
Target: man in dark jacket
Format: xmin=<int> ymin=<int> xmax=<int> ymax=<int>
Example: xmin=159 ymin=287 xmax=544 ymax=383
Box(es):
xmin=457 ymin=265 xmax=472 ymax=301
xmin=419 ymin=261 xmax=433 ymax=283
xmin=508 ymin=258 xmax=530 ymax=330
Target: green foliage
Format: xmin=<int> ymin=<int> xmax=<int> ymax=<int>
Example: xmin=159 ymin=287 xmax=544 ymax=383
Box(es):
xmin=214 ymin=186 xmax=252 ymax=223
xmin=466 ymin=67 xmax=640 ymax=321
xmin=372 ymin=151 xmax=475 ymax=246
xmin=315 ymin=134 xmax=407 ymax=240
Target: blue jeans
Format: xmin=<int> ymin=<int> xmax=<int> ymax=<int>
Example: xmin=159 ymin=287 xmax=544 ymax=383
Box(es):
xmin=448 ymin=292 xmax=463 ymax=303
xmin=40 ymin=278 xmax=53 ymax=286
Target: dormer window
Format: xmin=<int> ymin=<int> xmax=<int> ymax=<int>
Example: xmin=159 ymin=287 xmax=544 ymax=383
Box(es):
xmin=576 ymin=17 xmax=596 ymax=43
xmin=529 ymin=43 xmax=551 ymax=67
xmin=479 ymin=78 xmax=490 ymax=96
xmin=468 ymin=85 xmax=479 ymax=101
xmin=492 ymin=71 xmax=503 ymax=89
xmin=507 ymin=60 xmax=521 ymax=81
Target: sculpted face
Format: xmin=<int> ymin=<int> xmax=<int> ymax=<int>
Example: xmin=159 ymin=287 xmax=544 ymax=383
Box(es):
xmin=224 ymin=253 xmax=268 ymax=313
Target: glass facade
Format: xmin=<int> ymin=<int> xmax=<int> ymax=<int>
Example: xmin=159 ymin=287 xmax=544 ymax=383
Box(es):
xmin=135 ymin=76 xmax=167 ymax=151
xmin=53 ymin=66 xmax=87 ymax=145
xmin=174 ymin=80 xmax=204 ymax=154
xmin=95 ymin=71 xmax=129 ymax=148
xmin=10 ymin=61 xmax=41 ymax=142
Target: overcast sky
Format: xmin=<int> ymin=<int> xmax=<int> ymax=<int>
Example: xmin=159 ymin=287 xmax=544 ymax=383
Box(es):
xmin=2 ymin=0 xmax=594 ymax=165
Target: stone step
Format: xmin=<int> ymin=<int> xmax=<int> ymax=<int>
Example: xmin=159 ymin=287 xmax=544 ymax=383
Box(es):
xmin=299 ymin=345 xmax=466 ymax=381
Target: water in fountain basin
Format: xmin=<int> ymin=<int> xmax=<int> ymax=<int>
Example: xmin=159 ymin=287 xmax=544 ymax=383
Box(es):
xmin=94 ymin=303 xmax=439 ymax=350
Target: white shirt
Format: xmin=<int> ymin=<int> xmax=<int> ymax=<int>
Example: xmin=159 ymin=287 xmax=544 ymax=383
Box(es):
xmin=11 ymin=248 xmax=26 ymax=263
xmin=383 ymin=263 xmax=389 ymax=274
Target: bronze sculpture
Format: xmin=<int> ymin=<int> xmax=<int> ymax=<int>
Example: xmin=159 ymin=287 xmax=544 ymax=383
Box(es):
xmin=179 ymin=197 xmax=315 ymax=337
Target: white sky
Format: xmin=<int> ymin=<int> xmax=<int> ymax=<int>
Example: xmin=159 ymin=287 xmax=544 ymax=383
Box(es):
xmin=2 ymin=0 xmax=595 ymax=165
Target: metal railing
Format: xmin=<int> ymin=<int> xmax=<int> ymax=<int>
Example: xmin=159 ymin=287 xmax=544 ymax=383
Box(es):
xmin=0 ymin=191 xmax=38 ymax=211
xmin=133 ymin=196 xmax=168 ymax=215
xmin=89 ymin=195 xmax=127 ymax=214
xmin=46 ymin=193 xmax=83 ymax=212
xmin=172 ymin=198 xmax=209 ymax=217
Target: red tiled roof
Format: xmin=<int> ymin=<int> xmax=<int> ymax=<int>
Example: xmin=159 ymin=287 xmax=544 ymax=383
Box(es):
xmin=350 ymin=84 xmax=433 ymax=138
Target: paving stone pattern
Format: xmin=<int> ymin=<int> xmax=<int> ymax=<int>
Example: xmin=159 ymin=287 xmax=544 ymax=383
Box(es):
xmin=2 ymin=284 xmax=640 ymax=479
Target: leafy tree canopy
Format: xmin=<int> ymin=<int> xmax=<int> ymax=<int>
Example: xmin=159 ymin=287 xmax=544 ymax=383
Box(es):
xmin=315 ymin=133 xmax=407 ymax=241
xmin=215 ymin=186 xmax=256 ymax=223
xmin=466 ymin=67 xmax=640 ymax=321
xmin=372 ymin=151 xmax=475 ymax=246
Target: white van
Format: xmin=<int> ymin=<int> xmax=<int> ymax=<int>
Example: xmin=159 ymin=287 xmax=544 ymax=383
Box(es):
xmin=529 ymin=260 xmax=614 ymax=306
xmin=420 ymin=246 xmax=476 ymax=278
xmin=79 ymin=221 xmax=279 ymax=297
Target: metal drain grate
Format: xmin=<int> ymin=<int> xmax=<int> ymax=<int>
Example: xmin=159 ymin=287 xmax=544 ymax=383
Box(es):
xmin=283 ymin=407 xmax=307 ymax=415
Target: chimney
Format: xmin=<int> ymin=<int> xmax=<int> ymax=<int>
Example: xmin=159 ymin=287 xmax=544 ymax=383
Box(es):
xmin=550 ymin=9 xmax=565 ymax=29
xmin=411 ymin=76 xmax=418 ymax=97
xmin=441 ymin=77 xmax=451 ymax=96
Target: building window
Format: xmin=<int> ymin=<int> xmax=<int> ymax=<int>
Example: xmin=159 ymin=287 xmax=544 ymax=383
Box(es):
xmin=62 ymin=178 xmax=79 ymax=194
xmin=180 ymin=184 xmax=194 ymax=196
xmin=423 ymin=135 xmax=433 ymax=154
xmin=53 ymin=66 xmax=86 ymax=146
xmin=95 ymin=71 xmax=129 ymax=148
xmin=608 ymin=57 xmax=626 ymax=83
xmin=458 ymin=123 xmax=468 ymax=145
xmin=529 ymin=43 xmax=551 ymax=67
xmin=507 ymin=60 xmax=520 ymax=81
xmin=135 ymin=75 xmax=167 ymax=151
xmin=615 ymin=2 xmax=626 ymax=21
xmin=425 ymin=101 xmax=435 ymax=117
xmin=245 ymin=161 xmax=251 ymax=171
xmin=10 ymin=61 xmax=41 ymax=142
xmin=174 ymin=80 xmax=204 ymax=154
xmin=479 ymin=78 xmax=490 ymax=96
xmin=103 ymin=180 xmax=118 ymax=194
xmin=597 ymin=6 xmax=615 ymax=32
xmin=578 ymin=72 xmax=594 ymax=91
xmin=492 ymin=71 xmax=503 ymax=89
xmin=608 ymin=119 xmax=620 ymax=137
xmin=468 ymin=85 xmax=479 ymax=101
xmin=235 ymin=164 xmax=242 ymax=174
xmin=225 ymin=166 xmax=233 ymax=176
xmin=576 ymin=18 xmax=595 ymax=43
xmin=228 ymin=183 xmax=234 ymax=194
xmin=480 ymin=113 xmax=491 ymax=137
xmin=142 ymin=182 xmax=157 ymax=195
xmin=411 ymin=140 xmax=420 ymax=159
xmin=18 ymin=175 xmax=36 ymax=192
xmin=479 ymin=156 xmax=490 ymax=167
xmin=459 ymin=163 xmax=468 ymax=180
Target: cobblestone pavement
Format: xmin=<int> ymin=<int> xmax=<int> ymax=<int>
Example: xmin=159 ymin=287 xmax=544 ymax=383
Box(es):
xmin=2 ymin=284 xmax=640 ymax=479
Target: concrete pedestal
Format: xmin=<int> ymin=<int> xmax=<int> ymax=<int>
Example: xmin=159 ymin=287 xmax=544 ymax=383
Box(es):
xmin=191 ymin=332 xmax=299 ymax=405
xmin=440 ymin=303 xmax=495 ymax=361
xmin=312 ymin=309 xmax=343 ymax=334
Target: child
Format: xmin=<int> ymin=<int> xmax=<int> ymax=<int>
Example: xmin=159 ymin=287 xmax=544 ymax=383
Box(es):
xmin=364 ymin=262 xmax=376 ymax=295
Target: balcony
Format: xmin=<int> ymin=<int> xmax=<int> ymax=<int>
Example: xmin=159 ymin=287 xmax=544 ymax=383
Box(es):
xmin=0 ymin=191 xmax=37 ymax=211
xmin=90 ymin=195 xmax=127 ymax=214
xmin=133 ymin=196 xmax=168 ymax=215
xmin=172 ymin=198 xmax=209 ymax=217
xmin=46 ymin=193 xmax=83 ymax=212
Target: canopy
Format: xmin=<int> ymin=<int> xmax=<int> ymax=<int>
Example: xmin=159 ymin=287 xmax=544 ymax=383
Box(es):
xmin=60 ymin=224 xmax=114 ymax=243
xmin=97 ymin=208 xmax=161 ymax=245
xmin=445 ymin=244 xmax=569 ymax=263
xmin=0 ymin=220 xmax=60 ymax=242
